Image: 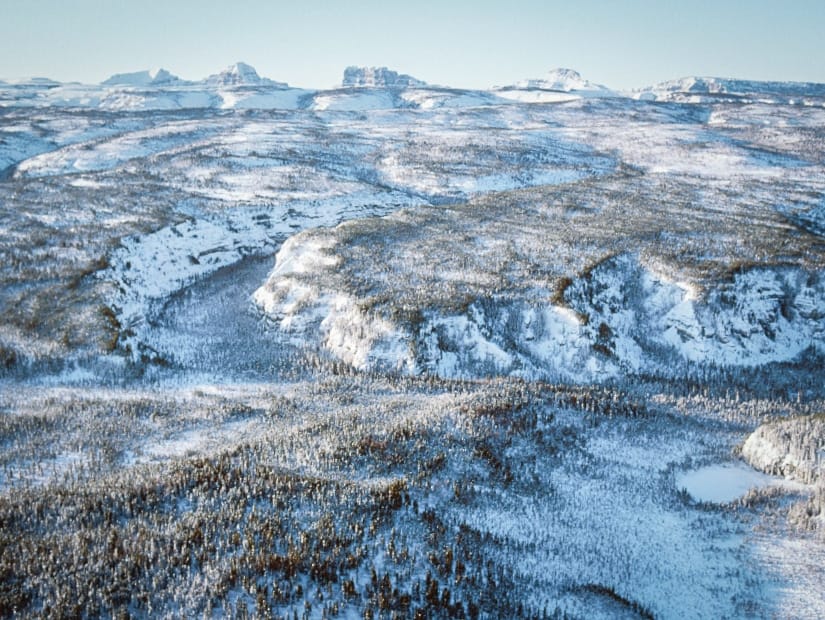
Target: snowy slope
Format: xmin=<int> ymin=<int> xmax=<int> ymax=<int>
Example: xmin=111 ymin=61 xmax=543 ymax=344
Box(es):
xmin=310 ymin=89 xmax=400 ymax=112
xmin=9 ymin=65 xmax=823 ymax=113
xmin=107 ymin=190 xmax=427 ymax=361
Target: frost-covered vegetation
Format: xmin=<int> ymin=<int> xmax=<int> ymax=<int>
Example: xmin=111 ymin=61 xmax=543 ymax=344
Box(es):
xmin=2 ymin=67 xmax=825 ymax=618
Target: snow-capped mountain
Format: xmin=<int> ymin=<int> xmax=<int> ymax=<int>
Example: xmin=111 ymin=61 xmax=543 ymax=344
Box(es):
xmin=204 ymin=62 xmax=288 ymax=88
xmin=493 ymin=68 xmax=617 ymax=102
xmin=3 ymin=65 xmax=825 ymax=111
xmin=506 ymin=67 xmax=611 ymax=92
xmin=341 ymin=66 xmax=426 ymax=88
xmin=101 ymin=68 xmax=186 ymax=87
xmin=2 ymin=76 xmax=61 ymax=88
xmin=637 ymin=76 xmax=825 ymax=102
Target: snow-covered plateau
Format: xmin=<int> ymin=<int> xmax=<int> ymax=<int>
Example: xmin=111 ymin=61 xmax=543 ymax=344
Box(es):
xmin=1 ymin=64 xmax=825 ymax=618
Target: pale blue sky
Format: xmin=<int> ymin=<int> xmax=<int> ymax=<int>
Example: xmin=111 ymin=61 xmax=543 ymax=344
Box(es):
xmin=1 ymin=0 xmax=823 ymax=89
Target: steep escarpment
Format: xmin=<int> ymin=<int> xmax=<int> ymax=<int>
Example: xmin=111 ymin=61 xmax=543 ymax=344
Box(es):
xmin=743 ymin=416 xmax=825 ymax=485
xmin=255 ymin=235 xmax=825 ymax=381
xmin=742 ymin=414 xmax=825 ymax=535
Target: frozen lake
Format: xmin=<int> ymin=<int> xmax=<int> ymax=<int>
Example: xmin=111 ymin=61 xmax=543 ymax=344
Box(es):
xmin=676 ymin=462 xmax=790 ymax=504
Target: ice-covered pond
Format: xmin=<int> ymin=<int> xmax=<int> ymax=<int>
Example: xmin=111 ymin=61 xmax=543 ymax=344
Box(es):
xmin=676 ymin=462 xmax=793 ymax=504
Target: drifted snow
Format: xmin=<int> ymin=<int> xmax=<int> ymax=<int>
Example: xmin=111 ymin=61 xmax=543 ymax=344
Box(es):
xmin=217 ymin=88 xmax=308 ymax=110
xmin=494 ymin=89 xmax=581 ymax=104
xmin=399 ymin=89 xmax=502 ymax=109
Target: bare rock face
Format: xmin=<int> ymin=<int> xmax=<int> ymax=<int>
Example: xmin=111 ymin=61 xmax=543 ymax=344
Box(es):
xmin=342 ymin=66 xmax=426 ymax=89
xmin=510 ymin=67 xmax=610 ymax=92
xmin=101 ymin=68 xmax=185 ymax=87
xmin=205 ymin=62 xmax=287 ymax=88
xmin=636 ymin=76 xmax=825 ymax=103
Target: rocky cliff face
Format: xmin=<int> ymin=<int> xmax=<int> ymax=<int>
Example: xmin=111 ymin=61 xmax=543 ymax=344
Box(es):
xmin=637 ymin=76 xmax=825 ymax=103
xmin=254 ymin=240 xmax=825 ymax=382
xmin=342 ymin=66 xmax=426 ymax=88
xmin=205 ymin=62 xmax=287 ymax=88
xmin=509 ymin=67 xmax=610 ymax=92
xmin=101 ymin=68 xmax=185 ymax=87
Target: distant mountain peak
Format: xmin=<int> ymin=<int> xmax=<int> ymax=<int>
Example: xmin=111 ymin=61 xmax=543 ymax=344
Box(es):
xmin=637 ymin=75 xmax=825 ymax=101
xmin=4 ymin=76 xmax=62 ymax=88
xmin=102 ymin=68 xmax=183 ymax=87
xmin=508 ymin=67 xmax=610 ymax=92
xmin=206 ymin=62 xmax=288 ymax=88
xmin=342 ymin=66 xmax=426 ymax=89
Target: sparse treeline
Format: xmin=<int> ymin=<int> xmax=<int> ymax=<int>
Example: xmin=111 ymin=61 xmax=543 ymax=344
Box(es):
xmin=0 ymin=375 xmax=710 ymax=618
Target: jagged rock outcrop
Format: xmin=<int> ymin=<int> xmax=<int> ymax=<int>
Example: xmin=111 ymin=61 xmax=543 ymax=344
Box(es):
xmin=636 ymin=76 xmax=825 ymax=102
xmin=342 ymin=66 xmax=426 ymax=89
xmin=205 ymin=62 xmax=287 ymax=88
xmin=509 ymin=67 xmax=610 ymax=92
xmin=101 ymin=68 xmax=185 ymax=87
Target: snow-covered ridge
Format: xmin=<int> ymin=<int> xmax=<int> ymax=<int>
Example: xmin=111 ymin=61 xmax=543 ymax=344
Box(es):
xmin=500 ymin=67 xmax=610 ymax=93
xmin=341 ymin=66 xmax=426 ymax=88
xmin=493 ymin=68 xmax=617 ymax=103
xmin=204 ymin=62 xmax=288 ymax=88
xmin=637 ymin=76 xmax=825 ymax=103
xmin=1 ymin=77 xmax=61 ymax=87
xmin=101 ymin=68 xmax=186 ymax=87
xmin=105 ymin=191 xmax=427 ymax=361
xmin=417 ymin=257 xmax=825 ymax=380
xmin=0 ymin=62 xmax=299 ymax=111
xmin=255 ymin=250 xmax=825 ymax=381
xmin=6 ymin=64 xmax=825 ymax=111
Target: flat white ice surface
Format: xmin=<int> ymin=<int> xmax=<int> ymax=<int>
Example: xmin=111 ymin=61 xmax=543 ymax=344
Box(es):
xmin=676 ymin=462 xmax=783 ymax=503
